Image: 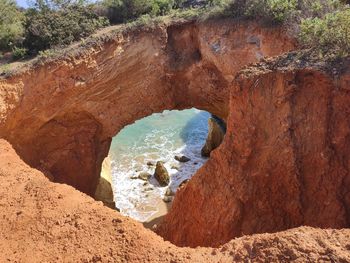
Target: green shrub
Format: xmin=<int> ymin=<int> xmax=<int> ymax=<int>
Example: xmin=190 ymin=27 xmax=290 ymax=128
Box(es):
xmin=12 ymin=46 xmax=27 ymax=59
xmin=300 ymin=8 xmax=350 ymax=57
xmin=0 ymin=0 xmax=24 ymax=51
xmin=23 ymin=5 xmax=109 ymax=53
xmin=102 ymin=0 xmax=176 ymax=23
xmin=245 ymin=0 xmax=298 ymax=23
xmin=219 ymin=0 xmax=345 ymax=23
xmin=38 ymin=49 xmax=56 ymax=59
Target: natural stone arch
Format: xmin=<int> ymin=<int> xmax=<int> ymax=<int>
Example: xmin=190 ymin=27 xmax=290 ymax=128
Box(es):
xmin=0 ymin=19 xmax=295 ymax=197
xmin=2 ymin=16 xmax=349 ymax=251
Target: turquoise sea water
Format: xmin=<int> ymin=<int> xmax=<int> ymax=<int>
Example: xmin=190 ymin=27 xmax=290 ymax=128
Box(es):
xmin=109 ymin=109 xmax=210 ymax=222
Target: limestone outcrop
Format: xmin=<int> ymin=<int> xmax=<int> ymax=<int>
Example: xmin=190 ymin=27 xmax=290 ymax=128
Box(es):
xmin=201 ymin=116 xmax=225 ymax=157
xmin=95 ymin=156 xmax=115 ymax=208
xmin=154 ymin=161 xmax=170 ymax=186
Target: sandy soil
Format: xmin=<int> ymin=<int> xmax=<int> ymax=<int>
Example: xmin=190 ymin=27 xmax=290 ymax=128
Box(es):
xmin=1 ymin=138 xmax=350 ymax=262
xmin=143 ymin=199 xmax=171 ymax=229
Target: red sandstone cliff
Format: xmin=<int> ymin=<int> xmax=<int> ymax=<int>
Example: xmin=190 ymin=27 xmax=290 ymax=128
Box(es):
xmin=0 ymin=18 xmax=295 ymax=197
xmin=1 ymin=16 xmax=350 ymax=257
xmin=158 ymin=53 xmax=350 ymax=247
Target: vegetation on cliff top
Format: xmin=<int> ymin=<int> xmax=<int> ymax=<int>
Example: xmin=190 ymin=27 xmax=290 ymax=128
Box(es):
xmin=0 ymin=0 xmax=349 ymax=71
xmin=217 ymin=0 xmax=350 ymax=58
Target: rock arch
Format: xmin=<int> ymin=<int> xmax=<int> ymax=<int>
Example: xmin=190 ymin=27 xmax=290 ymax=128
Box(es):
xmin=0 ymin=19 xmax=295 ymax=197
xmin=1 ymin=15 xmax=350 ymax=249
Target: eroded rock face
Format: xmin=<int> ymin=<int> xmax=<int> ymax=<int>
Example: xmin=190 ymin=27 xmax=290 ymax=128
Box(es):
xmin=201 ymin=116 xmax=225 ymax=157
xmin=1 ymin=138 xmax=350 ymax=262
xmin=0 ymin=18 xmax=302 ymax=249
xmin=158 ymin=56 xmax=350 ymax=247
xmin=95 ymin=156 xmax=115 ymax=208
xmin=0 ymin=19 xmax=295 ymax=197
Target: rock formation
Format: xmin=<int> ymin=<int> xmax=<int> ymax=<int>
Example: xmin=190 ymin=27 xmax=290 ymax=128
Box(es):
xmin=95 ymin=156 xmax=115 ymax=208
xmin=175 ymin=155 xmax=191 ymax=162
xmin=154 ymin=161 xmax=170 ymax=186
xmin=201 ymin=115 xmax=226 ymax=157
xmin=5 ymin=15 xmax=350 ymax=254
xmin=138 ymin=172 xmax=152 ymax=181
xmin=0 ymin=18 xmax=295 ymax=200
xmin=158 ymin=53 xmax=350 ymax=247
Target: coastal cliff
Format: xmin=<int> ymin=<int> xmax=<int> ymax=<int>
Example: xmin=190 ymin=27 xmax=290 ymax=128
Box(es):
xmin=158 ymin=53 xmax=350 ymax=247
xmin=1 ymin=15 xmax=350 ymax=257
xmin=0 ymin=18 xmax=295 ymax=198
xmin=0 ymin=138 xmax=349 ymax=262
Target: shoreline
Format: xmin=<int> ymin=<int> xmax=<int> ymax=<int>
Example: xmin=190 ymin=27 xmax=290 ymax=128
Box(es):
xmin=143 ymin=198 xmax=172 ymax=229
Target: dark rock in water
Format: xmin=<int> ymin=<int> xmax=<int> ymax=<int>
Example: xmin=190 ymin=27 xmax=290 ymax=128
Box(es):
xmin=171 ymin=165 xmax=179 ymax=170
xmin=138 ymin=172 xmax=152 ymax=181
xmin=175 ymin=155 xmax=191 ymax=163
xmin=163 ymin=196 xmax=173 ymax=203
xmin=154 ymin=161 xmax=170 ymax=186
xmin=144 ymin=187 xmax=154 ymax=192
xmin=165 ymin=188 xmax=175 ymax=196
xmin=147 ymin=161 xmax=155 ymax=166
xmin=201 ymin=116 xmax=226 ymax=157
xmin=179 ymin=179 xmax=190 ymax=189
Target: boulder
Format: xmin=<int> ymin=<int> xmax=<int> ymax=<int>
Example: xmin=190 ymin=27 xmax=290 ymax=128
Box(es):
xmin=94 ymin=157 xmax=115 ymax=209
xmin=138 ymin=172 xmax=152 ymax=181
xmin=175 ymin=155 xmax=191 ymax=163
xmin=163 ymin=196 xmax=173 ymax=203
xmin=201 ymin=116 xmax=225 ymax=157
xmin=154 ymin=161 xmax=170 ymax=186
xmin=146 ymin=161 xmax=155 ymax=166
xmin=165 ymin=188 xmax=175 ymax=196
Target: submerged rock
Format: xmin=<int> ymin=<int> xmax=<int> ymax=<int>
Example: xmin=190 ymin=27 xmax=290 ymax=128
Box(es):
xmin=146 ymin=161 xmax=155 ymax=166
xmin=163 ymin=196 xmax=173 ymax=203
xmin=154 ymin=161 xmax=170 ymax=186
xmin=171 ymin=165 xmax=179 ymax=170
xmin=165 ymin=188 xmax=175 ymax=196
xmin=143 ymin=187 xmax=154 ymax=192
xmin=175 ymin=155 xmax=191 ymax=163
xmin=201 ymin=116 xmax=226 ymax=157
xmin=138 ymin=172 xmax=152 ymax=181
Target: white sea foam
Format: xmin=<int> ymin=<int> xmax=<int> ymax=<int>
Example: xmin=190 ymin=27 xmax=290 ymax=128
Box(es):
xmin=109 ymin=109 xmax=210 ymax=222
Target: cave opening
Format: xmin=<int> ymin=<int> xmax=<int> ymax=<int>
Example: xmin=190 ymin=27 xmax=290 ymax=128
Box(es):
xmin=98 ymin=108 xmax=225 ymax=229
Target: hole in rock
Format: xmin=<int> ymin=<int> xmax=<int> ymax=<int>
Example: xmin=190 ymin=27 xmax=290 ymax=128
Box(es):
xmin=101 ymin=108 xmax=225 ymax=228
